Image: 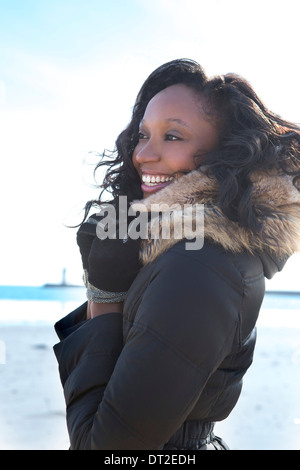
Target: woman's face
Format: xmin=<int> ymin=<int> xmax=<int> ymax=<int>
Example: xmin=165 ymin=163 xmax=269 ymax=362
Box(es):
xmin=132 ymin=84 xmax=219 ymax=198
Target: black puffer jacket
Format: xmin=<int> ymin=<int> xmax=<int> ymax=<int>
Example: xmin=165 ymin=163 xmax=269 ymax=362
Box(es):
xmin=54 ymin=168 xmax=300 ymax=450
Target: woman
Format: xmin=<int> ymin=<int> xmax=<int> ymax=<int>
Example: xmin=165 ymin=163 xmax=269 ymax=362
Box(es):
xmin=54 ymin=59 xmax=300 ymax=450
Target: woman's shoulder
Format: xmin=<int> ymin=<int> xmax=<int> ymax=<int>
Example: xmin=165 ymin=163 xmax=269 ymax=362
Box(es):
xmin=127 ymin=240 xmax=265 ymax=343
xmin=155 ymin=239 xmax=264 ymax=292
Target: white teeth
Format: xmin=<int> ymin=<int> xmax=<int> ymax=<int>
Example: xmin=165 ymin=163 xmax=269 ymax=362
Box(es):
xmin=142 ymin=174 xmax=174 ymax=185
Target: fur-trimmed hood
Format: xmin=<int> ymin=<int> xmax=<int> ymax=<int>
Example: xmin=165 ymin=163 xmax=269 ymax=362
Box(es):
xmin=131 ymin=168 xmax=300 ymax=276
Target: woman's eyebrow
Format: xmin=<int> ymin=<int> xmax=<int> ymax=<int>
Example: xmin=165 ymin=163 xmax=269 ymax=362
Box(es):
xmin=140 ymin=118 xmax=192 ymax=129
xmin=165 ymin=118 xmax=191 ymax=129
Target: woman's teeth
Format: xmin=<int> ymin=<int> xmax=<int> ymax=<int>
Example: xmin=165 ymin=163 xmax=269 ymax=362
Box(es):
xmin=142 ymin=174 xmax=174 ymax=186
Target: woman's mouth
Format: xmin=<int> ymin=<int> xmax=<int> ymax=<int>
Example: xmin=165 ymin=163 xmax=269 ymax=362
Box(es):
xmin=141 ymin=174 xmax=174 ymax=194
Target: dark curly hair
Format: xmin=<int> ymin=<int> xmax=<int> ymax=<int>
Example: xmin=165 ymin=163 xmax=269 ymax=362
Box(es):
xmin=82 ymin=58 xmax=300 ymax=233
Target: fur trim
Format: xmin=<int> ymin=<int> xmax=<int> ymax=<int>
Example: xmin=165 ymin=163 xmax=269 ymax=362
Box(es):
xmin=131 ymin=169 xmax=300 ymax=265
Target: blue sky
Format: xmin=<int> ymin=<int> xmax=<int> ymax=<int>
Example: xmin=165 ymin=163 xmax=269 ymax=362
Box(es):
xmin=0 ymin=0 xmax=299 ymax=288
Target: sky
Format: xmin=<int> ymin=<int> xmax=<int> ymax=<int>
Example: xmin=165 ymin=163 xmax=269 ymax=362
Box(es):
xmin=0 ymin=0 xmax=299 ymax=289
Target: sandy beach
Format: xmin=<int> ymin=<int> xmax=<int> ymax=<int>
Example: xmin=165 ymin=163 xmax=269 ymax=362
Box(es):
xmin=0 ymin=323 xmax=69 ymax=450
xmin=1 ymin=305 xmax=300 ymax=450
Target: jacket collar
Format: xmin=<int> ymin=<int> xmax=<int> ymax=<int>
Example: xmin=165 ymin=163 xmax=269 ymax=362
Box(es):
xmin=131 ymin=168 xmax=300 ymax=278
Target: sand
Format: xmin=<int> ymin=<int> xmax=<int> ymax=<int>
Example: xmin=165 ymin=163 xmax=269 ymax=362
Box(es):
xmin=1 ymin=308 xmax=300 ymax=450
xmin=0 ymin=323 xmax=69 ymax=450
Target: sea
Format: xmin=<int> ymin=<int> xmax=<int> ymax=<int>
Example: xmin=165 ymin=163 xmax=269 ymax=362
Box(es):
xmin=0 ymin=284 xmax=300 ymax=328
xmin=0 ymin=285 xmax=87 ymax=325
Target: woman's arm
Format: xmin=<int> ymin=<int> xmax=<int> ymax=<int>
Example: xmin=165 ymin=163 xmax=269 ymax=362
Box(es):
xmin=88 ymin=300 xmax=123 ymax=319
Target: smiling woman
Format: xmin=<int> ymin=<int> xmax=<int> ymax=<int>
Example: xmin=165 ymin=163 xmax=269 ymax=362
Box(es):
xmin=53 ymin=59 xmax=300 ymax=450
xmin=132 ymin=84 xmax=219 ymax=197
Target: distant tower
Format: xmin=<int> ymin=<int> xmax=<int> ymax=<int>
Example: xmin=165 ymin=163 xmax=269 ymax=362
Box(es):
xmin=61 ymin=268 xmax=67 ymax=286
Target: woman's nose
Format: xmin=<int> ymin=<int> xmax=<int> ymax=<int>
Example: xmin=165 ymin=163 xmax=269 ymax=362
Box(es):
xmin=134 ymin=139 xmax=161 ymax=163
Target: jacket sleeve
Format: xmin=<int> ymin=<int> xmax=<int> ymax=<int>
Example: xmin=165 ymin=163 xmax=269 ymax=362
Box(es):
xmin=54 ymin=248 xmax=240 ymax=450
xmin=53 ymin=305 xmax=124 ymax=448
xmin=54 ymin=302 xmax=89 ymax=340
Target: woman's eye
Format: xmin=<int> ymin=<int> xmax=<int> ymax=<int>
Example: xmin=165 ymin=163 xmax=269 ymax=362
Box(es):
xmin=165 ymin=134 xmax=181 ymax=141
xmin=138 ymin=132 xmax=148 ymax=140
xmin=137 ymin=132 xmax=182 ymax=141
